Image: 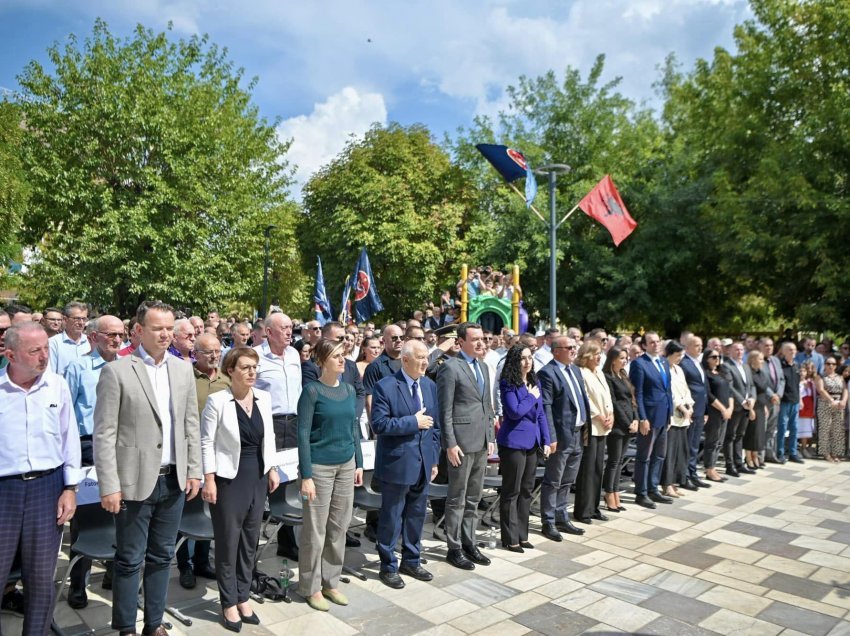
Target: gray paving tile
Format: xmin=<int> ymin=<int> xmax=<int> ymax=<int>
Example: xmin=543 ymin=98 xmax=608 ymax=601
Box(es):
xmin=747 ymin=537 xmax=808 ymax=559
xmin=328 ymin=582 xmax=396 ymax=620
xmin=513 ymin=602 xmax=599 ymax=636
xmin=725 ymin=520 xmax=796 ymax=541
xmin=443 ymin=577 xmax=516 ymax=606
xmin=805 ymin=499 xmax=848 ymax=513
xmin=818 ymin=519 xmax=850 ymax=534
xmin=639 ymin=591 xmax=718 ymax=625
xmin=654 ymin=505 xmax=712 ymax=524
xmin=769 ymin=469 xmax=804 ymax=481
xmin=643 ymin=527 xmax=676 ymax=541
xmin=757 ymin=600 xmax=842 ymax=636
xmin=589 ymin=576 xmax=660 ymax=604
xmin=347 ymin=604 xmax=434 ymax=635
xmin=657 ymin=538 xmax=724 ymax=570
xmin=644 ymin=570 xmax=715 ymax=597
xmin=637 ymin=615 xmax=721 ymax=635
xmin=757 ymin=506 xmax=786 ymax=517
xmin=521 ymin=553 xmax=587 ymax=578
xmin=760 ymin=572 xmax=836 ymax=602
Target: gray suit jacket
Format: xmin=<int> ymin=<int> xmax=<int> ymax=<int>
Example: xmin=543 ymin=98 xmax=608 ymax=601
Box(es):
xmin=436 ymin=355 xmax=495 ymax=453
xmin=721 ymin=359 xmax=755 ymax=412
xmin=94 ymin=350 xmax=201 ymax=501
xmin=765 ymin=355 xmax=786 ymax=399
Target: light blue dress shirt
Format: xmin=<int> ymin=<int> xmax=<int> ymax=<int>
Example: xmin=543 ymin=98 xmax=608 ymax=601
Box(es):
xmin=64 ymin=350 xmax=109 ymax=437
xmin=48 ymin=331 xmax=91 ymax=376
xmin=0 ymin=368 xmax=82 ymax=485
xmin=254 ymin=341 xmax=302 ymax=416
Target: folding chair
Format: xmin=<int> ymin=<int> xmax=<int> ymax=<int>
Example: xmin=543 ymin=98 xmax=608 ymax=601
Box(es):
xmin=345 ymin=470 xmax=382 ymax=581
xmin=165 ymin=496 xmax=214 ymax=626
xmin=256 ymin=479 xmax=303 ymax=566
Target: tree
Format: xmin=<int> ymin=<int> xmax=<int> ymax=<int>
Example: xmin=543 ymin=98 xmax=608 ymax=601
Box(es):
xmin=0 ymin=101 xmax=28 ymax=286
xmin=301 ymin=123 xmax=477 ymax=320
xmin=16 ymin=20 xmax=296 ymax=316
xmin=663 ymin=0 xmax=850 ymax=330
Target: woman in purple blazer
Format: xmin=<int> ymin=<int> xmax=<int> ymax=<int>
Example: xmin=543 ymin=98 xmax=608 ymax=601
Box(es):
xmin=498 ymin=345 xmax=552 ymax=552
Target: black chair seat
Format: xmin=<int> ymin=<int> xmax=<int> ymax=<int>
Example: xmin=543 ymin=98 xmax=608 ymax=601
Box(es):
xmin=353 ymin=470 xmax=382 ymax=511
xmin=483 ymin=475 xmax=503 ymax=489
xmin=178 ymin=496 xmax=215 ymax=541
xmin=427 ymin=482 xmax=449 ymax=499
xmin=268 ymin=480 xmax=304 ymax=525
xmin=68 ymin=504 xmax=117 ymax=561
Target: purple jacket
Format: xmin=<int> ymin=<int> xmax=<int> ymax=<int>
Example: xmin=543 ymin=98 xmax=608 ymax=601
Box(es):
xmin=498 ymin=381 xmax=551 ymax=450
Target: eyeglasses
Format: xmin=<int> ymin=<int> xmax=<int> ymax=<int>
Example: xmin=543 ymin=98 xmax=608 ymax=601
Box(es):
xmin=67 ymin=316 xmax=88 ymax=323
xmin=0 ymin=327 xmax=7 ymax=335
xmin=483 ymin=336 xmax=493 ymax=341
xmin=825 ymin=362 xmax=837 ymax=366
xmin=553 ymin=345 xmax=577 ymax=351
xmin=97 ymin=331 xmax=124 ymax=339
xmin=196 ymin=349 xmax=221 ymax=357
xmin=310 ymin=326 xmax=321 ymax=331
xmin=706 ymin=355 xmax=719 ymax=360
xmin=389 ymin=335 xmax=404 ymax=342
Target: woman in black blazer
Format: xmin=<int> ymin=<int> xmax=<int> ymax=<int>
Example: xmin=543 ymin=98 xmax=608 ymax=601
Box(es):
xmin=602 ymin=347 xmax=638 ymax=512
xmin=703 ymin=350 xmax=733 ymax=482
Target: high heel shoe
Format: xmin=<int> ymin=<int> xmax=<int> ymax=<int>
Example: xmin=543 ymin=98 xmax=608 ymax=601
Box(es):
xmin=222 ymin=611 xmax=242 ymax=633
xmin=239 ymin=609 xmax=260 ymax=625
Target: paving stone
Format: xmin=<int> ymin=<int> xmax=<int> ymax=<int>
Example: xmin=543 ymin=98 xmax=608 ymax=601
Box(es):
xmin=642 ymin=526 xmax=677 ymax=541
xmin=443 ymin=577 xmax=517 ymax=607
xmin=658 ymin=539 xmax=725 ymax=570
xmin=519 ymin=553 xmax=586 ymax=578
xmin=346 ymin=604 xmax=434 ymax=635
xmin=818 ymin=519 xmax=850 ymax=534
xmin=757 ymin=601 xmax=842 ymax=636
xmin=588 ymin=575 xmax=660 ymax=604
xmin=639 ymin=590 xmax=721 ymax=625
xmin=638 ymin=615 xmax=722 ymax=635
xmin=512 ymin=602 xmax=599 ymax=636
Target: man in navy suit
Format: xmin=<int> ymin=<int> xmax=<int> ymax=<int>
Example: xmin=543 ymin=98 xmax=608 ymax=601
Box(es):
xmin=538 ymin=335 xmax=590 ymax=542
xmin=680 ymin=335 xmax=710 ymax=490
xmin=629 ymin=331 xmax=674 ymax=508
xmin=371 ymin=340 xmax=441 ymax=589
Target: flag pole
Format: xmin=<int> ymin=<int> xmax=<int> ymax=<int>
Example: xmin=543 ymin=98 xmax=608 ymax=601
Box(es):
xmin=507 ymin=183 xmax=547 ymax=225
xmin=556 ymin=203 xmax=580 ymax=229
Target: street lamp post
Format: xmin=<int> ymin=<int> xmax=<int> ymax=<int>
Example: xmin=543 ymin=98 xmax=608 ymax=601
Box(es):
xmin=533 ymin=164 xmax=571 ymax=329
xmin=261 ymin=224 xmax=276 ymax=318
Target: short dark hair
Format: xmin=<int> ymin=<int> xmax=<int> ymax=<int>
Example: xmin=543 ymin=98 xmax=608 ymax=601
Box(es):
xmin=404 ymin=325 xmax=425 ymax=339
xmin=222 ymin=346 xmax=259 ymax=377
xmin=321 ymin=321 xmax=344 ymax=338
xmin=43 ymin=306 xmax=63 ymax=316
xmin=136 ymin=300 xmax=174 ymax=325
xmin=665 ymin=340 xmax=684 ymax=356
xmin=6 ymin=304 xmax=32 ymax=318
xmin=544 ymin=327 xmax=560 ymax=338
xmin=456 ymin=322 xmax=482 ymax=340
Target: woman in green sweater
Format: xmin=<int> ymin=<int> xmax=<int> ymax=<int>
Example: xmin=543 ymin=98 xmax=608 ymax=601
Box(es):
xmin=298 ymin=338 xmax=364 ymax=611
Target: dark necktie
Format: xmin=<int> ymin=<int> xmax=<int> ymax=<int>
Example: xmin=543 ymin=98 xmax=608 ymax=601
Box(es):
xmin=411 ymin=380 xmax=421 ymax=411
xmin=473 ymin=359 xmax=485 ymax=395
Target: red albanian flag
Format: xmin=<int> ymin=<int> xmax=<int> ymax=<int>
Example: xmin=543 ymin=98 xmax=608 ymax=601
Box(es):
xmin=578 ymin=175 xmax=637 ymax=246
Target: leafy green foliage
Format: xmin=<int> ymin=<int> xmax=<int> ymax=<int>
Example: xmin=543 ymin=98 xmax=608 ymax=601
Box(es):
xmin=0 ymin=101 xmax=28 ymax=285
xmin=16 ymin=20 xmax=295 ymax=316
xmin=301 ymin=123 xmax=477 ymax=319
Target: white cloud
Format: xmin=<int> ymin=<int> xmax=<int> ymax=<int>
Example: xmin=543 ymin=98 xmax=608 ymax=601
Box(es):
xmin=277 ymin=86 xmax=387 ymax=197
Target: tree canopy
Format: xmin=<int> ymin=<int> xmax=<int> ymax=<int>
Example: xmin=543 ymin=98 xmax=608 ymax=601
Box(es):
xmin=16 ymin=19 xmax=296 ymax=316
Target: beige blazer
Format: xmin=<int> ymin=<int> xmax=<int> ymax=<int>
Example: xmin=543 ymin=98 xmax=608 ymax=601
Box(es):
xmin=94 ymin=350 xmax=201 ymax=500
xmin=580 ymin=366 xmax=614 ymax=437
xmin=670 ymin=364 xmax=695 ymax=427
xmin=200 ymin=387 xmax=276 ymax=479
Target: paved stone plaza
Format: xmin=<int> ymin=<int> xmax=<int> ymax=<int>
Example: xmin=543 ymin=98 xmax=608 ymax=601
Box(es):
xmin=4 ymin=459 xmax=850 ymax=635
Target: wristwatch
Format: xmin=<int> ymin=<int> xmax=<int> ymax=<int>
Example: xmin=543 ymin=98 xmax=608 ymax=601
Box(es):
xmin=64 ymin=485 xmax=80 ymax=493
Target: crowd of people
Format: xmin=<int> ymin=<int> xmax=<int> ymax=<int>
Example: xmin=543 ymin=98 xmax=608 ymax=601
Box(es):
xmin=0 ymin=297 xmax=848 ymax=634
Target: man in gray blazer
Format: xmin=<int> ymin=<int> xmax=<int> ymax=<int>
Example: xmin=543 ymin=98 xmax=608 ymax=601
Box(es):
xmin=437 ymin=322 xmax=495 ymax=570
xmin=759 ymin=337 xmax=785 ymax=464
xmin=720 ymin=341 xmax=756 ymax=476
xmin=94 ymin=300 xmax=201 ymax=636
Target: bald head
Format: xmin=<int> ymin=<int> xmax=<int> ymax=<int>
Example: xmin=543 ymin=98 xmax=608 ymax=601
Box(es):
xmin=91 ymin=314 xmax=125 ymax=360
xmin=265 ymin=312 xmax=293 ymax=353
xmin=194 ymin=333 xmax=223 ymax=373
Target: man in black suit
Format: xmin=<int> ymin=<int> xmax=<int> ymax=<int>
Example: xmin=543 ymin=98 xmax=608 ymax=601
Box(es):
xmin=537 ymin=335 xmax=590 ymax=541
xmin=437 ymin=322 xmax=495 ymax=570
xmin=759 ymin=337 xmax=785 ymax=464
xmin=721 ymin=341 xmax=756 ymax=476
xmin=680 ymin=335 xmax=710 ymax=489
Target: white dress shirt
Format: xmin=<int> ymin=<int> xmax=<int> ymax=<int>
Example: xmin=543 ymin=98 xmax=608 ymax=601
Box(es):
xmin=254 ymin=341 xmax=302 ymax=416
xmin=138 ymin=345 xmax=175 ymax=466
xmin=555 ymin=359 xmax=584 ymax=427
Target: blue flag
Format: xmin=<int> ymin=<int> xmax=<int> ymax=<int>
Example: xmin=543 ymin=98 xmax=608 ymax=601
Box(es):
xmin=476 ymin=143 xmax=537 ymax=208
xmin=350 ymin=247 xmax=383 ymax=323
xmin=312 ymin=256 xmax=333 ymax=325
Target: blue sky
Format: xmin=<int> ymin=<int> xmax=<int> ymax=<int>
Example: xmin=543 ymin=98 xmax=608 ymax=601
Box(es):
xmin=0 ymin=1 xmax=752 ymax=194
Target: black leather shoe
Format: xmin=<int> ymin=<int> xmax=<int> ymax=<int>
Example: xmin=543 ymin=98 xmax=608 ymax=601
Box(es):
xmin=635 ymin=495 xmax=657 ymax=509
xmin=574 ymin=517 xmax=593 ymax=524
xmin=789 ymin=456 xmax=805 ymax=464
xmin=239 ymin=611 xmax=260 ymax=625
xmin=67 ymin=586 xmax=88 ymax=609
xmin=648 ymin=491 xmax=673 ymax=504
xmin=541 ymin=524 xmax=563 ymax=542
xmin=179 ymin=567 xmax=196 ymax=590
xmin=364 ymin=524 xmax=378 ymax=542
xmin=447 ymin=549 xmax=475 ymax=570
xmin=725 ymin=465 xmax=740 ymax=477
xmin=379 ymin=570 xmax=406 ymax=589
xmin=591 ymin=512 xmax=609 ymax=521
xmin=194 ymin=565 xmax=216 ymax=579
xmin=678 ymin=482 xmax=699 ymax=491
xmin=520 ymin=541 xmax=534 ymax=550
xmin=556 ymin=520 xmax=585 ymax=535
xmin=690 ymin=477 xmax=710 ymax=488
xmin=345 ymin=532 xmax=361 ymax=548
xmin=737 ymin=465 xmax=756 ymax=474
xmin=462 ymin=545 xmax=491 ymax=566
xmin=503 ymin=544 xmax=524 ymax=553
xmin=221 ymin=612 xmax=242 ymax=633
xmin=399 ymin=563 xmax=433 ymax=581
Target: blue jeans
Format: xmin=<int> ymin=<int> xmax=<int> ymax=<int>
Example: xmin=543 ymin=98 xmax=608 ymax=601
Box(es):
xmin=776 ymin=402 xmax=799 ymax=459
xmin=634 ymin=426 xmax=667 ymax=496
xmin=112 ymin=472 xmax=185 ymax=633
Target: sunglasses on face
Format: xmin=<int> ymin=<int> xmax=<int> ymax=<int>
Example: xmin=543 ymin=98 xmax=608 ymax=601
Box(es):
xmin=389 ymin=335 xmax=404 ymax=342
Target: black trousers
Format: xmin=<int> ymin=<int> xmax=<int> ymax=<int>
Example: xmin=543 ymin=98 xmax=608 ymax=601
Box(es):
xmin=602 ymin=434 xmax=629 ymax=494
xmin=573 ymin=436 xmax=605 ymax=520
xmin=497 ymin=445 xmax=538 ymax=546
xmin=662 ymin=427 xmax=689 ymax=487
xmin=724 ymin=409 xmax=748 ymax=468
xmin=209 ymin=457 xmax=267 ymax=608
